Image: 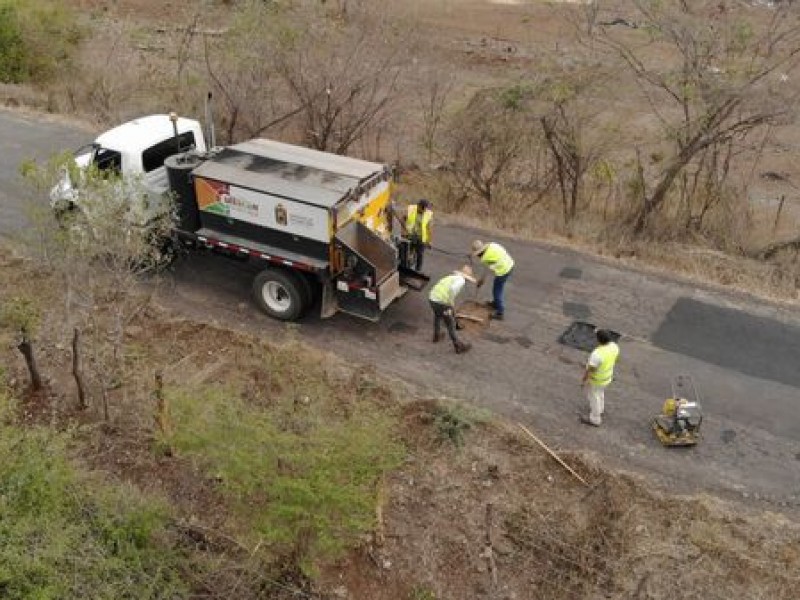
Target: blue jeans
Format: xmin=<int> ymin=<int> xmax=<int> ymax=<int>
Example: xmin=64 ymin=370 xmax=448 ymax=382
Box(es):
xmin=492 ymin=268 xmax=513 ymax=315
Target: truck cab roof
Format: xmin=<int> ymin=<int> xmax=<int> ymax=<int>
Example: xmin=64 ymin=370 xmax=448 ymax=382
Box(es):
xmin=95 ymin=114 xmax=205 ymax=159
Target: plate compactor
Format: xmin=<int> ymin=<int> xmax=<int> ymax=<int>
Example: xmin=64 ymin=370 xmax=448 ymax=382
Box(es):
xmin=651 ymin=375 xmax=703 ymax=447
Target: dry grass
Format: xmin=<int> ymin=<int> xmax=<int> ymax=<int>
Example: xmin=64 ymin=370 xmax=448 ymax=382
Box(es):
xmin=325 ymin=409 xmax=800 ymax=599
xmin=399 ymin=166 xmax=800 ymax=303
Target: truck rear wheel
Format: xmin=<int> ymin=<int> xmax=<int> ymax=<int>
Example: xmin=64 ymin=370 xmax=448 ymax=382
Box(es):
xmin=252 ymin=269 xmax=306 ymax=321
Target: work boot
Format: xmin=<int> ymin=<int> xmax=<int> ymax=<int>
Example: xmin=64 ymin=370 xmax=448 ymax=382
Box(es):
xmin=485 ymin=300 xmax=496 ymax=308
xmin=454 ymin=341 xmax=472 ymax=354
xmin=490 ymin=311 xmax=504 ymax=321
xmin=432 ymin=331 xmax=443 ymax=343
xmin=579 ymin=414 xmax=601 ymax=427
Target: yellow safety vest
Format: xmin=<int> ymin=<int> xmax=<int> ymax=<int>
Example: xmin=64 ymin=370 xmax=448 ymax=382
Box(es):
xmin=480 ymin=242 xmax=514 ymax=276
xmin=406 ymin=205 xmax=433 ymax=243
xmin=589 ymin=342 xmax=620 ymax=386
xmin=429 ymin=274 xmax=460 ymax=306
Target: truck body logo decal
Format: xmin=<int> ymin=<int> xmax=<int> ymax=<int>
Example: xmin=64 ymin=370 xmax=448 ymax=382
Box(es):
xmin=275 ymin=203 xmax=288 ymax=226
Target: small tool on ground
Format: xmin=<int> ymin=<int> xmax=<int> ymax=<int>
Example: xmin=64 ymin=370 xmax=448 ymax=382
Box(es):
xmin=455 ymin=312 xmax=484 ymax=323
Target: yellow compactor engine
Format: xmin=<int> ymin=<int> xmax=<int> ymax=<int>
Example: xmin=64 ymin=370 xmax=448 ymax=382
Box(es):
xmin=651 ymin=375 xmax=703 ymax=447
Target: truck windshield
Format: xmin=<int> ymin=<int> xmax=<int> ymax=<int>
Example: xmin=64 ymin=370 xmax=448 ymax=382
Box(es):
xmin=94 ymin=147 xmax=122 ymax=174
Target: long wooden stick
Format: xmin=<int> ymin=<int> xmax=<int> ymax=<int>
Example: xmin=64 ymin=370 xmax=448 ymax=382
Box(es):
xmin=517 ymin=423 xmax=589 ymax=487
xmin=455 ymin=312 xmax=484 ymax=323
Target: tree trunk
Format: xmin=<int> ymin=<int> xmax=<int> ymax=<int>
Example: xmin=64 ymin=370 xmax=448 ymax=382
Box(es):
xmin=153 ymin=371 xmax=173 ymax=456
xmin=16 ymin=330 xmax=43 ymax=391
xmin=633 ymin=151 xmax=694 ymax=234
xmin=96 ymin=371 xmax=110 ymax=422
xmin=569 ymin=155 xmax=581 ymax=224
xmin=541 ymin=116 xmax=570 ymax=225
xmin=72 ymin=327 xmax=88 ymax=409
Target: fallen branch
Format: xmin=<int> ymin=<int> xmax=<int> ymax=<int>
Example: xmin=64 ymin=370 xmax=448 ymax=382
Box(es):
xmin=172 ymin=520 xmax=250 ymax=555
xmin=517 ymin=423 xmax=589 ymax=487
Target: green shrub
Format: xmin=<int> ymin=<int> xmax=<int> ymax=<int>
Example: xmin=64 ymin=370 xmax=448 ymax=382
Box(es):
xmin=432 ymin=402 xmax=489 ymax=447
xmin=0 ymin=424 xmax=186 ymax=599
xmin=167 ymin=384 xmax=405 ymax=574
xmin=0 ymin=0 xmax=82 ymax=84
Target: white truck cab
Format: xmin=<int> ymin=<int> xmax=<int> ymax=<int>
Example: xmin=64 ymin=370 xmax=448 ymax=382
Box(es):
xmin=50 ymin=114 xmax=207 ymax=211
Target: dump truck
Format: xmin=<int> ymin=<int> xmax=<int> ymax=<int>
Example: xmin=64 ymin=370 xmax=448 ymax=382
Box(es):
xmin=51 ymin=114 xmax=428 ymax=322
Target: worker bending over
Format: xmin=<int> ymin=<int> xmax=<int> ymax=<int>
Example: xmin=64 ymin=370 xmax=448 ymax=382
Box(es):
xmin=580 ymin=329 xmax=620 ymax=427
xmin=471 ymin=240 xmax=515 ymax=320
xmin=405 ymin=199 xmax=433 ymax=271
xmin=428 ymin=265 xmax=475 ymax=354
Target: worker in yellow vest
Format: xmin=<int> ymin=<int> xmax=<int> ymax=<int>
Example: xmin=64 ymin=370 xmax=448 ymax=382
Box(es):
xmin=428 ymin=264 xmax=476 ymax=354
xmin=471 ymin=240 xmax=515 ymax=320
xmin=580 ymin=329 xmax=620 ymax=427
xmin=405 ymin=199 xmax=433 ymax=271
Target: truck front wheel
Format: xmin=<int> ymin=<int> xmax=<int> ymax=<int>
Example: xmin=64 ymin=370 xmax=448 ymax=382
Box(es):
xmin=252 ymin=269 xmax=305 ymax=321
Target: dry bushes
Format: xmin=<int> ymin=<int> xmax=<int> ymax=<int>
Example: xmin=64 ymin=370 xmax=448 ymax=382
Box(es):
xmin=0 ymin=0 xmax=82 ymax=85
xmin=342 ymin=409 xmax=800 ymax=600
xmin=9 ymin=0 xmax=799 ymax=298
xmin=506 ymin=471 xmax=800 ymax=600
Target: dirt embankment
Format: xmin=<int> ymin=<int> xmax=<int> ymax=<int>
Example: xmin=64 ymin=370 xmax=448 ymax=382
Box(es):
xmin=323 ymin=401 xmax=800 ymax=600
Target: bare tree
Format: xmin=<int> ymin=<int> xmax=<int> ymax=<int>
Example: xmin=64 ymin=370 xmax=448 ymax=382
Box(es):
xmin=446 ymin=86 xmax=535 ymax=207
xmin=22 ymin=157 xmax=173 ymax=417
xmin=202 ymin=4 xmax=303 ymax=144
xmin=418 ymin=69 xmax=455 ymax=167
xmin=269 ymin=3 xmax=411 ymax=155
xmin=537 ymin=70 xmax=608 ymax=227
xmin=592 ymin=0 xmax=800 ymax=235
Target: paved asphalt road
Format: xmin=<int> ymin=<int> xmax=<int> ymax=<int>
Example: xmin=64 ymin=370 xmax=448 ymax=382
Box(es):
xmin=1 ymin=108 xmax=799 ymax=514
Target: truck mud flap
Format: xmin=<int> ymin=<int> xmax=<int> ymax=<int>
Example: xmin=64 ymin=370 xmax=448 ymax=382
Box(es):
xmin=335 ymin=272 xmax=407 ymax=322
xmin=399 ymin=265 xmax=430 ymax=291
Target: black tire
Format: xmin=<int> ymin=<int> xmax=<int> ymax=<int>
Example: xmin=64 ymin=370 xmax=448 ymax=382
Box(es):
xmin=294 ymin=271 xmax=314 ymax=316
xmin=252 ymin=268 xmax=306 ymax=321
xmin=304 ymin=272 xmax=323 ymax=307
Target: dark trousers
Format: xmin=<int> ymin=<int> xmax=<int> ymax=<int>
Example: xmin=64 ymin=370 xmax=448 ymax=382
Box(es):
xmin=492 ymin=267 xmax=513 ymax=315
xmin=430 ymin=300 xmax=460 ymax=346
xmin=411 ymin=237 xmax=426 ymax=271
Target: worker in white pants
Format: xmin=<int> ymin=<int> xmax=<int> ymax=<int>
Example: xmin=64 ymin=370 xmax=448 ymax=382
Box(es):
xmin=580 ymin=329 xmax=620 ymax=427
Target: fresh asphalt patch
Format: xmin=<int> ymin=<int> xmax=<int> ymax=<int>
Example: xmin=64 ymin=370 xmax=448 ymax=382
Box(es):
xmin=559 ymin=266 xmax=583 ymax=279
xmin=562 ymin=301 xmax=591 ymax=320
xmin=652 ymin=297 xmax=800 ymax=388
xmin=558 ymin=321 xmax=621 ymax=352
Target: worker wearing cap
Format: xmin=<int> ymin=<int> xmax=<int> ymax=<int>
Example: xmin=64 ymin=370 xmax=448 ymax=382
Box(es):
xmin=580 ymin=329 xmax=620 ymax=427
xmin=471 ymin=240 xmax=515 ymax=320
xmin=428 ymin=265 xmax=475 ymax=354
xmin=405 ymin=199 xmax=433 ymax=271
